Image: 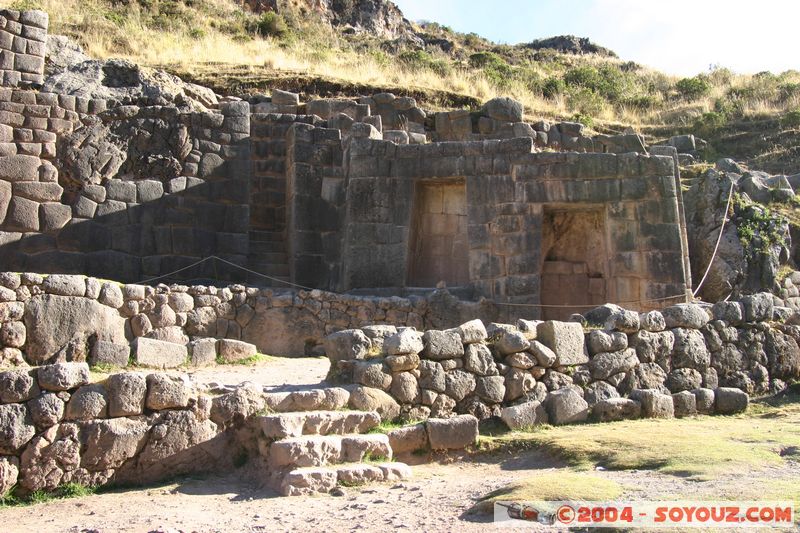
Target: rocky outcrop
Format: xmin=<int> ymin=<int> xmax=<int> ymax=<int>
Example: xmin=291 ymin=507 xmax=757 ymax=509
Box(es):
xmin=522 ymin=35 xmax=617 ymax=57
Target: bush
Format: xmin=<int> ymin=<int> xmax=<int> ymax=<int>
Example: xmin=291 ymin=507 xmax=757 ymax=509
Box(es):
xmin=572 ymin=112 xmax=594 ymax=128
xmin=398 ymin=50 xmax=451 ymax=77
xmin=255 ymin=12 xmax=288 ymax=38
xmin=676 ymin=76 xmax=711 ymax=100
xmin=693 ymin=111 xmax=728 ymax=135
xmin=469 ymin=52 xmax=515 ymax=89
xmin=542 ymin=77 xmax=565 ymax=98
xmin=567 ymin=87 xmax=606 ymax=116
xmin=780 ymin=109 xmax=800 ymax=128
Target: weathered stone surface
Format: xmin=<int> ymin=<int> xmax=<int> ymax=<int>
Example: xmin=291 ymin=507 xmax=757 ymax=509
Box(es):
xmin=605 ymin=309 xmax=640 ymax=333
xmin=210 ymin=382 xmax=265 ymax=428
xmin=505 ymin=351 xmax=536 ymax=369
xmin=662 ymin=304 xmax=710 ymax=329
xmin=630 ymin=330 xmax=674 ymax=364
xmin=38 ymin=362 xmax=90 ymax=391
xmin=324 ymin=329 xmax=372 ymax=370
xmin=146 ymin=374 xmax=193 ymax=410
xmin=444 ymin=369 xmax=476 ymax=401
xmin=671 ymin=391 xmax=697 ymax=417
xmin=387 ymin=423 xmax=428 ymax=454
xmin=65 ymin=383 xmax=108 ymax=420
xmin=475 ymin=375 xmax=505 ymax=403
xmin=671 ymin=328 xmax=710 ymax=370
xmin=0 ymin=403 xmax=35 ymax=453
xmin=589 ymin=348 xmax=638 ymax=380
xmin=587 ymin=330 xmax=628 ymax=355
xmin=422 ymin=330 xmax=464 ymax=359
xmin=133 ymin=338 xmax=188 ymax=368
xmin=426 ymin=414 xmax=478 ymax=450
xmin=348 ymin=386 xmax=400 ymax=421
xmin=715 ymin=387 xmax=748 ymax=414
xmin=270 ymin=434 xmax=345 ymax=468
xmin=546 ymin=388 xmax=589 ymax=425
xmin=98 ymin=282 xmax=124 ymax=308
xmin=189 ymin=338 xmax=217 ymax=367
xmin=353 ymin=360 xmax=392 ymax=390
xmin=630 ymin=389 xmax=674 ymax=418
xmin=639 ymin=310 xmax=666 ymax=332
xmin=0 ymin=456 xmax=19 ymax=496
xmin=0 ymin=369 xmax=39 ymax=403
xmin=384 ymin=328 xmax=423 ymax=355
xmin=665 ymin=368 xmax=703 ymax=393
xmin=105 ymin=372 xmax=147 ymax=417
xmin=482 ymin=97 xmax=523 ymax=122
xmin=691 ymin=388 xmax=715 ymax=414
xmin=89 ymin=341 xmax=130 ymax=368
xmin=280 ymin=468 xmax=337 ymax=496
xmin=529 ymin=340 xmax=557 ymax=367
xmin=243 ymin=306 xmax=325 ymax=356
xmin=418 ymin=360 xmax=445 ymax=393
xmin=741 ymin=293 xmax=774 ymax=322
xmin=80 ymin=417 xmax=150 ymax=471
xmin=391 ymin=372 xmax=420 ymax=404
xmin=593 ymin=398 xmax=641 ymax=422
xmin=217 ymin=339 xmax=256 ymax=363
xmin=500 ymin=400 xmax=547 ymax=429
xmin=42 ymin=275 xmax=86 ymax=297
xmin=28 ymin=393 xmax=64 ymax=429
xmin=24 ymin=295 xmax=126 ymax=364
xmin=537 ymin=321 xmax=588 ymax=365
xmin=457 ymin=319 xmax=487 ymax=344
xmin=464 ymin=343 xmax=496 ymax=375
xmin=385 ymin=353 xmax=420 ymax=373
xmin=712 ymin=301 xmax=744 ymax=325
xmin=584 ymin=380 xmax=620 ymax=406
xmin=496 ymin=330 xmax=530 ymax=355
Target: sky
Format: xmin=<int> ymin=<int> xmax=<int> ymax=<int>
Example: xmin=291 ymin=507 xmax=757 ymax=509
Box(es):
xmin=391 ymin=0 xmax=800 ymax=76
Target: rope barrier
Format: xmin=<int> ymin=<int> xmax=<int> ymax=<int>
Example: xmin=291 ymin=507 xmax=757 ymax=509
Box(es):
xmin=136 ymin=255 xmax=316 ymax=291
xmin=692 ymin=181 xmax=736 ymax=298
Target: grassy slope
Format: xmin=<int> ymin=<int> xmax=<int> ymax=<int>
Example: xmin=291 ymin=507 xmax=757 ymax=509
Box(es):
xmin=3 ymin=0 xmax=800 ymax=169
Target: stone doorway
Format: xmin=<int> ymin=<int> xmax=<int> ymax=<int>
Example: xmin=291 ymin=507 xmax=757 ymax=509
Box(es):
xmin=540 ymin=207 xmax=609 ymax=320
xmin=408 ymin=180 xmax=469 ymax=287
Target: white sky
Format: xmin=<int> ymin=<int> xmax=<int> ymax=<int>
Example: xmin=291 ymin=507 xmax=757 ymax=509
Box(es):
xmin=392 ymin=0 xmax=800 ymax=76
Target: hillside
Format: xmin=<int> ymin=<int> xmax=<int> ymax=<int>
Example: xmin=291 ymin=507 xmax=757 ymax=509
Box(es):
xmin=4 ymin=0 xmax=800 ymax=171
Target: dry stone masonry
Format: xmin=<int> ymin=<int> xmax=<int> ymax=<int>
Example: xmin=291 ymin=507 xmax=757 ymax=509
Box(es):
xmin=0 ymin=9 xmax=692 ymax=319
xmin=324 ymin=300 xmax=798 ymax=422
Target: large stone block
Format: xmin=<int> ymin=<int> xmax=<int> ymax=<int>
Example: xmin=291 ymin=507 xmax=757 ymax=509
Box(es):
xmin=422 ymin=330 xmax=464 ymax=360
xmin=714 ymin=387 xmax=748 ymax=414
xmin=546 ymin=388 xmax=589 ymax=425
xmin=426 ymin=414 xmax=478 ymax=450
xmin=37 ymin=362 xmax=90 ymax=391
xmin=630 ymin=389 xmax=674 ymax=418
xmin=662 ymin=304 xmax=710 ymax=329
xmin=23 ymin=294 xmax=126 ymax=364
xmin=133 ymin=338 xmax=188 ymax=369
xmin=89 ymin=341 xmax=130 ymax=368
xmin=500 ymin=400 xmax=548 ymax=429
xmin=218 ymin=339 xmax=257 ymax=363
xmin=105 ymin=372 xmax=147 ymax=417
xmin=0 ymin=404 xmax=35 ymax=454
xmin=537 ymin=321 xmax=588 ymax=365
xmin=0 ymin=369 xmax=39 ymax=403
xmin=589 ymin=348 xmax=638 ymax=380
xmin=0 ymin=155 xmax=42 ymax=181
xmin=592 ymin=398 xmax=641 ymax=422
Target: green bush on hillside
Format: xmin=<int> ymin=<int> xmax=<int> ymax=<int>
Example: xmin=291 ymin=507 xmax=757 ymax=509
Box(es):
xmin=781 ymin=109 xmax=800 ymax=128
xmin=542 ymin=77 xmax=566 ymax=98
xmin=398 ymin=49 xmax=451 ymax=77
xmin=254 ymin=12 xmax=288 ymax=38
xmin=676 ymin=76 xmax=711 ymax=100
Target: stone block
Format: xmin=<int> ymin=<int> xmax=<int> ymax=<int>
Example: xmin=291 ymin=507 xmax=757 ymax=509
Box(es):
xmin=387 ymin=423 xmax=428 ymax=454
xmin=537 ymin=321 xmax=588 ymax=365
xmin=105 ymin=372 xmax=147 ymax=417
xmin=671 ymin=391 xmax=697 ymax=417
xmin=37 ymin=362 xmax=90 ymax=392
xmin=89 ymin=341 xmax=130 ymax=368
xmin=422 ymin=330 xmax=464 ymax=359
xmin=546 ymin=388 xmax=589 ymax=425
xmin=630 ymin=389 xmax=674 ymax=418
xmin=500 ymin=400 xmax=548 ymax=429
xmin=592 ymin=398 xmax=641 ymax=422
xmin=218 ymin=339 xmax=257 ymax=363
xmin=133 ymin=337 xmax=188 ymax=369
xmin=189 ymin=338 xmax=217 ymax=367
xmin=714 ymin=387 xmax=748 ymax=414
xmin=426 ymin=414 xmax=478 ymax=450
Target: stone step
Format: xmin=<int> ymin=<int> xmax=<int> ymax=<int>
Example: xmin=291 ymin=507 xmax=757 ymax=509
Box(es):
xmin=280 ymin=462 xmax=412 ymax=496
xmin=263 ymin=387 xmax=353 ymax=413
xmin=268 ymin=433 xmax=392 ymax=469
xmin=258 ymin=410 xmax=381 ymax=439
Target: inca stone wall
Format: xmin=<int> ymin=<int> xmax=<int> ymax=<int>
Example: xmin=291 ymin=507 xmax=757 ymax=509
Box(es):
xmin=0 ymin=9 xmax=47 ymax=88
xmin=325 ymin=298 xmax=800 ymax=422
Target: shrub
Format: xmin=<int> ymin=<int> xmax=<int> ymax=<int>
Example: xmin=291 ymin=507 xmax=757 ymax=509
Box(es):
xmin=542 ymin=77 xmax=566 ymax=98
xmin=693 ymin=111 xmax=728 ymax=135
xmin=780 ymin=109 xmax=800 ymax=128
xmin=572 ymin=112 xmax=594 ymax=128
xmin=676 ymin=76 xmax=711 ymax=100
xmin=255 ymin=12 xmax=288 ymax=38
xmin=567 ymin=87 xmax=606 ymax=116
xmin=398 ymin=50 xmax=451 ymax=77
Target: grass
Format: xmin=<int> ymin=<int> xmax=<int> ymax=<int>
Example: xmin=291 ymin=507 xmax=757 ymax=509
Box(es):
xmin=470 ymin=471 xmax=623 ymax=514
xmin=478 ymin=393 xmax=800 ymax=482
xmin=216 ymin=353 xmax=276 ymax=366
xmin=366 ymin=418 xmax=422 ymax=434
xmin=1 ymin=483 xmax=96 ymax=507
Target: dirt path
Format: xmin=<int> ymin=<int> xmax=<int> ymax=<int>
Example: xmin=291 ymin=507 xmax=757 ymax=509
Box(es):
xmin=4 ymin=451 xmax=797 ymax=533
xmin=186 ymin=356 xmax=330 ymax=391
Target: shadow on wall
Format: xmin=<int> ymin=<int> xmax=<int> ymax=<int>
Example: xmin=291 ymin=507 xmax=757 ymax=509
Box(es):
xmin=0 ymin=156 xmax=253 ymax=285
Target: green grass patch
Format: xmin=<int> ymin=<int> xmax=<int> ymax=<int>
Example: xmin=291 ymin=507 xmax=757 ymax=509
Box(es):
xmin=480 ymin=397 xmax=800 ymax=481
xmin=216 ymin=353 xmax=277 ymax=366
xmin=1 ymin=483 xmax=96 ymax=508
xmin=470 ymin=471 xmax=623 ymax=514
xmin=367 ymin=419 xmax=422 ymax=434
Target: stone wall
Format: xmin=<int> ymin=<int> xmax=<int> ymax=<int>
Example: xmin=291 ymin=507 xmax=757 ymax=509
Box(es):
xmin=325 ymin=299 xmax=800 ymax=421
xmin=0 ymin=90 xmax=252 ymax=282
xmin=341 ymin=130 xmax=690 ymax=314
xmin=0 ymin=272 xmax=505 ymax=363
xmin=0 ymin=9 xmax=47 ymax=88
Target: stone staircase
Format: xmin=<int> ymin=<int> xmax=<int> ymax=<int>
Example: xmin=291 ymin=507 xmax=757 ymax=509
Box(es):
xmin=247 ymin=229 xmax=291 ymax=287
xmin=255 ymin=397 xmax=412 ymax=496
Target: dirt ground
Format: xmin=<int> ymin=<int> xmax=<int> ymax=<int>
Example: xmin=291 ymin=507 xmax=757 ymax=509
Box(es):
xmin=184 ymin=356 xmax=331 ymax=392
